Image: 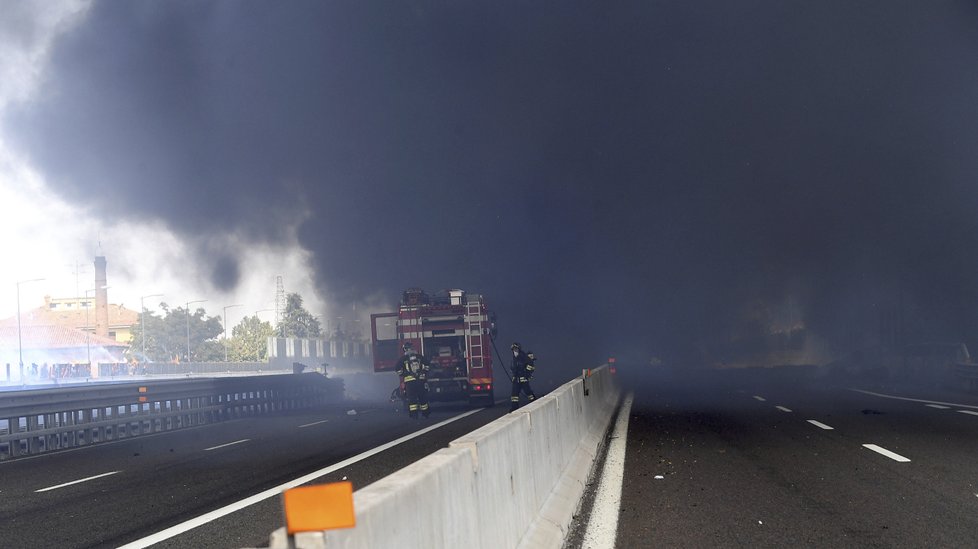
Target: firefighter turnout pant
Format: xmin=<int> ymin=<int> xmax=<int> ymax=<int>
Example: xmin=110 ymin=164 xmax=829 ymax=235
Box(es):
xmin=405 ymin=379 xmax=430 ymax=419
xmin=510 ymin=376 xmax=535 ymax=411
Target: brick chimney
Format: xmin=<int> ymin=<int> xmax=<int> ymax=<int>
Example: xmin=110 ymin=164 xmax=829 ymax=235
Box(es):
xmin=95 ymin=256 xmax=109 ymax=337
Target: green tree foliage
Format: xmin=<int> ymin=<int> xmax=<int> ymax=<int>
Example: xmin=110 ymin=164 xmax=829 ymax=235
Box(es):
xmin=129 ymin=302 xmax=223 ymax=362
xmin=276 ymin=293 xmax=322 ymax=338
xmin=229 ymin=314 xmax=275 ymax=361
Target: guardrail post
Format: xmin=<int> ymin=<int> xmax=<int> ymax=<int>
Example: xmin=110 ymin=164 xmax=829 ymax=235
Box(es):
xmin=9 ymin=417 xmax=21 ymax=457
xmin=27 ymin=414 xmax=39 ymax=454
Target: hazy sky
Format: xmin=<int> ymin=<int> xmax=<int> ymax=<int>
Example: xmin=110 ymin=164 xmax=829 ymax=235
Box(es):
xmin=3 ymin=1 xmax=978 ymax=368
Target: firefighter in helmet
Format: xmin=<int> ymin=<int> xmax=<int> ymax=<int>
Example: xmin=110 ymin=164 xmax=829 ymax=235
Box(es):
xmin=510 ymin=342 xmax=536 ymax=412
xmin=395 ymin=341 xmax=431 ymax=419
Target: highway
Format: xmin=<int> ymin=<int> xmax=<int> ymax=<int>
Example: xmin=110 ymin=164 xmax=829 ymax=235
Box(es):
xmin=12 ymin=364 xmax=978 ymax=549
xmin=0 ymin=395 xmax=510 ymax=549
xmin=571 ymin=366 xmax=978 ymax=548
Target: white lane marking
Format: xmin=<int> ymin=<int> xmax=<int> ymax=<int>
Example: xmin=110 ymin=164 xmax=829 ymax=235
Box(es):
xmin=203 ymin=439 xmax=250 ymax=451
xmin=298 ymin=420 xmax=329 ymax=428
xmin=850 ymin=389 xmax=978 ymax=410
xmin=36 ymin=471 xmax=121 ymax=493
xmin=583 ymin=392 xmax=634 ymax=548
xmin=862 ymin=444 xmax=911 ymax=462
xmin=117 ymin=407 xmax=483 ymax=549
xmin=753 ymin=395 xmax=766 ymax=402
xmin=807 ymin=420 xmax=834 ymax=430
xmin=775 ymin=406 xmax=792 ymax=413
xmin=957 ymin=410 xmax=978 ymax=417
xmin=926 ymin=404 xmax=951 ymax=409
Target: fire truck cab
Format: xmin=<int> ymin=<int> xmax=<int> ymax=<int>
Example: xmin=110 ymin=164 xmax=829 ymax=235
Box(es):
xmin=371 ymin=288 xmax=496 ymax=407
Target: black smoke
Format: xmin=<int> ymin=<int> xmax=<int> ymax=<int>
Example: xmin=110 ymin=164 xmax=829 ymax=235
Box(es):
xmin=5 ymin=1 xmax=978 ymax=370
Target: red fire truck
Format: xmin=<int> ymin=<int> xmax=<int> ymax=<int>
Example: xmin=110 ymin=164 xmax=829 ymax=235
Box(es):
xmin=371 ymin=288 xmax=496 ymax=407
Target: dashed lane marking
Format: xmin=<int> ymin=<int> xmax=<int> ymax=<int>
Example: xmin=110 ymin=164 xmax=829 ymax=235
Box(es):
xmin=957 ymin=410 xmax=978 ymax=417
xmin=862 ymin=444 xmax=911 ymax=462
xmin=775 ymin=406 xmax=793 ymax=413
xmin=753 ymin=396 xmax=766 ymax=402
xmin=926 ymin=404 xmax=951 ymax=409
xmin=298 ymin=420 xmax=330 ymax=428
xmin=807 ymin=420 xmax=834 ymax=430
xmin=36 ymin=471 xmax=121 ymax=493
xmin=204 ymin=439 xmax=250 ymax=451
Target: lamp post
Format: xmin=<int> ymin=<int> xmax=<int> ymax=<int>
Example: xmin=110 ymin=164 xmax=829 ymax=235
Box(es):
xmin=15 ymin=278 xmax=44 ymax=382
xmin=186 ymin=299 xmax=207 ymax=362
xmin=140 ymin=293 xmax=163 ymax=363
xmin=254 ymin=309 xmax=275 ymax=361
xmin=223 ymin=303 xmax=243 ymax=361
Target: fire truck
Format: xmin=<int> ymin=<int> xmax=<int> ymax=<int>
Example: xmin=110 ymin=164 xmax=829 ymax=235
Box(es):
xmin=371 ymin=288 xmax=496 ymax=407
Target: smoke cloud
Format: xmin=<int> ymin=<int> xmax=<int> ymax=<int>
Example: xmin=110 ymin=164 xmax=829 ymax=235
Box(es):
xmin=5 ymin=1 xmax=978 ymax=368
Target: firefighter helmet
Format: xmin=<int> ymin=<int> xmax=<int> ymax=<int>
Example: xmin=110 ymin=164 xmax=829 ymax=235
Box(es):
xmin=511 ymin=342 xmax=521 ymax=350
xmin=527 ymin=351 xmax=535 ymax=360
xmin=403 ymin=341 xmax=414 ymax=351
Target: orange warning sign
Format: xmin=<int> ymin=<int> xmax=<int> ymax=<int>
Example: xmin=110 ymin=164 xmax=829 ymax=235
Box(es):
xmin=283 ymin=481 xmax=356 ymax=534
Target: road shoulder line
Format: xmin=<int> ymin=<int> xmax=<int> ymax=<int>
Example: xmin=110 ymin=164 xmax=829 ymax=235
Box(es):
xmin=582 ymin=392 xmax=634 ymax=548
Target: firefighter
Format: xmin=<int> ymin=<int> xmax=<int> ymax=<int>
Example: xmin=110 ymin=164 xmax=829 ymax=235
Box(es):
xmin=395 ymin=341 xmax=431 ymax=419
xmin=510 ymin=342 xmax=536 ymax=412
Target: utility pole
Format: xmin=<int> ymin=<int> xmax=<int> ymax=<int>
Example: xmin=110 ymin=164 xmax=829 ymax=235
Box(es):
xmin=140 ymin=293 xmax=164 ymax=362
xmin=223 ymin=304 xmax=244 ymax=361
xmin=186 ymin=299 xmax=207 ymax=362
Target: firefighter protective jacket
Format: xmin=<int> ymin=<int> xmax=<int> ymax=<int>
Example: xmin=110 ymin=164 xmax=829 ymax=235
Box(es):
xmin=395 ymin=350 xmax=431 ymax=382
xmin=512 ymin=350 xmax=534 ymax=383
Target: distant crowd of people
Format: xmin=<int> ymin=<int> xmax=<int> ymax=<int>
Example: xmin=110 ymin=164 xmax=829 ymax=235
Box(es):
xmin=4 ymin=362 xmax=90 ymax=381
xmin=3 ymin=361 xmax=144 ymax=382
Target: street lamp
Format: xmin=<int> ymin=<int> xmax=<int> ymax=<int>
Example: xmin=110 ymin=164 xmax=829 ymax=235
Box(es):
xmin=140 ymin=293 xmax=164 ymax=362
xmin=223 ymin=303 xmax=243 ymax=361
xmin=15 ymin=278 xmax=44 ymax=382
xmin=186 ymin=299 xmax=207 ymax=362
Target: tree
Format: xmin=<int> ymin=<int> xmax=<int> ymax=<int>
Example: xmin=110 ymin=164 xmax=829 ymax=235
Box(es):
xmin=276 ymin=293 xmax=322 ymax=338
xmin=229 ymin=314 xmax=275 ymax=361
xmin=129 ymin=302 xmax=223 ymax=363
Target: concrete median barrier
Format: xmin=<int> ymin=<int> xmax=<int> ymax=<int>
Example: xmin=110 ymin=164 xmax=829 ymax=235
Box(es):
xmin=264 ymin=366 xmax=619 ymax=549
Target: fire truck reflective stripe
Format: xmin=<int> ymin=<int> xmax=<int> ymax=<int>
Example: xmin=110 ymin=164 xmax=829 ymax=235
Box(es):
xmin=470 ymin=378 xmax=492 ymax=384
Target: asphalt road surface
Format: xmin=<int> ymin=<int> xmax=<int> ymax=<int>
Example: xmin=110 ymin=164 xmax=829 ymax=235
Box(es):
xmin=0 ymin=397 xmax=509 ymax=549
xmin=571 ymin=366 xmax=978 ymax=548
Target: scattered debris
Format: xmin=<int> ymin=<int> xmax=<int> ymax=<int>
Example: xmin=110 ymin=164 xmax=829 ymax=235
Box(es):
xmin=654 ymin=475 xmax=664 ymax=480
xmin=347 ymin=409 xmax=357 ymax=415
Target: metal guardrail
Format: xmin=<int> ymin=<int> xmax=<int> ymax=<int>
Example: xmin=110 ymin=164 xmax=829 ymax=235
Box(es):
xmin=0 ymin=373 xmax=342 ymax=461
